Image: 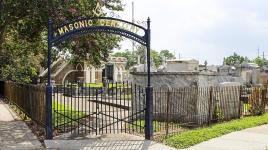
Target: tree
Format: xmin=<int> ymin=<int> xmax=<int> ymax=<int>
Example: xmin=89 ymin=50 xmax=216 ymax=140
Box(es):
xmin=223 ymin=52 xmax=245 ymax=65
xmin=0 ymin=28 xmax=45 ymax=83
xmin=159 ymin=50 xmax=176 ymax=61
xmin=151 ymin=50 xmax=162 ymax=67
xmin=252 ymin=57 xmax=268 ymax=66
xmin=135 ymin=46 xmax=163 ymax=67
xmin=113 ymin=46 xmax=176 ymax=68
xmin=0 ymin=0 xmax=123 ymax=83
xmin=113 ymin=50 xmax=136 ymax=69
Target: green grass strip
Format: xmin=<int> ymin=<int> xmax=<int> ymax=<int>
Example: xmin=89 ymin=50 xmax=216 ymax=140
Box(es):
xmin=81 ymin=83 xmax=129 ymax=88
xmin=129 ymin=120 xmax=163 ymax=132
xmin=52 ymin=101 xmax=86 ymax=126
xmin=164 ymin=113 xmax=268 ymax=149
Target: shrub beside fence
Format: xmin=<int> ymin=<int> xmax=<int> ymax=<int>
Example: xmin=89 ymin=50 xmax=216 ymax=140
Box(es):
xmin=3 ymin=81 xmax=46 ymax=127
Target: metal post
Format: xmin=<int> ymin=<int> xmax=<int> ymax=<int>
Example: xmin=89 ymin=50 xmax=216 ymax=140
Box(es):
xmin=261 ymin=86 xmax=267 ymax=113
xmin=207 ymin=87 xmax=213 ymax=126
xmin=165 ymin=89 xmax=170 ymax=136
xmin=238 ymin=86 xmax=242 ymax=118
xmin=145 ymin=17 xmax=153 ymax=140
xmin=46 ymin=19 xmax=53 ymax=139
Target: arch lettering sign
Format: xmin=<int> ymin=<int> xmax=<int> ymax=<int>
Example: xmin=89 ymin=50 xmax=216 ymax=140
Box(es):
xmin=51 ymin=17 xmax=147 ymax=46
xmin=46 ymin=16 xmax=153 ymax=140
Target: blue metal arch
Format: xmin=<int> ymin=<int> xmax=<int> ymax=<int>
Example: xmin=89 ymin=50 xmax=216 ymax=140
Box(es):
xmin=46 ymin=17 xmax=153 ymax=140
xmin=52 ymin=26 xmax=147 ymax=46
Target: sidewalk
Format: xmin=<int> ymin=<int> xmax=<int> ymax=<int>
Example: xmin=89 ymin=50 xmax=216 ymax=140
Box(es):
xmin=186 ymin=124 xmax=268 ymax=150
xmin=45 ymin=133 xmax=176 ymax=150
xmin=0 ymin=99 xmax=175 ymax=150
xmin=0 ymin=100 xmax=43 ymax=150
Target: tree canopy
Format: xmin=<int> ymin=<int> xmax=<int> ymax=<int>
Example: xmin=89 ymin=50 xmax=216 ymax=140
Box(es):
xmin=223 ymin=52 xmax=268 ymax=67
xmin=113 ymin=46 xmax=175 ymax=69
xmin=0 ymin=0 xmax=123 ymax=83
xmin=223 ymin=53 xmax=245 ymax=66
xmin=252 ymin=57 xmax=268 ymax=66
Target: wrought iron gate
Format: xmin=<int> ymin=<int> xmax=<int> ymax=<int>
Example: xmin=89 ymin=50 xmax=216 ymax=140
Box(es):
xmin=52 ymin=83 xmax=146 ymax=136
xmin=46 ymin=16 xmax=153 ymax=139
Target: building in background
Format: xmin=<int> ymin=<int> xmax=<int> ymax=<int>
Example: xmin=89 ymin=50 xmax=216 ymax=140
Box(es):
xmin=39 ymin=56 xmax=128 ymax=84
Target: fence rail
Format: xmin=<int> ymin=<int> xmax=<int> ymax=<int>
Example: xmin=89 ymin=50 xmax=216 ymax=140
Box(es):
xmin=0 ymin=80 xmax=267 ymax=139
xmin=52 ymin=82 xmax=146 ymax=136
xmin=2 ymin=81 xmax=46 ymax=127
xmin=152 ymin=85 xmax=268 ymax=138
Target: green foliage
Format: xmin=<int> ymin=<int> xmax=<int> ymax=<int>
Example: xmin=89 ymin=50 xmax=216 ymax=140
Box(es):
xmin=164 ymin=113 xmax=268 ymax=149
xmin=223 ymin=52 xmax=246 ymax=65
xmin=252 ymin=57 xmax=268 ymax=66
xmin=223 ymin=52 xmax=268 ymax=67
xmin=151 ymin=50 xmax=163 ymax=67
xmin=213 ymin=105 xmax=225 ymax=122
xmin=0 ymin=0 xmax=123 ymax=83
xmin=129 ymin=120 xmax=164 ymax=133
xmin=159 ymin=50 xmax=176 ymax=60
xmin=135 ymin=46 xmax=175 ymax=67
xmin=0 ymin=28 xmax=45 ymax=83
xmin=113 ymin=46 xmax=175 ymax=68
xmin=52 ymin=101 xmax=86 ymax=127
xmin=113 ymin=50 xmax=137 ymax=69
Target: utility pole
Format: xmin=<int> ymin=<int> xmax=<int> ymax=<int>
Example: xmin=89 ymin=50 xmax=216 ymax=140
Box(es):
xmin=132 ymin=1 xmax=135 ymax=53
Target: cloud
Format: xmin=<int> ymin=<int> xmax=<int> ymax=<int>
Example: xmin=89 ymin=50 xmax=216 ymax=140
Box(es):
xmin=119 ymin=0 xmax=268 ymax=64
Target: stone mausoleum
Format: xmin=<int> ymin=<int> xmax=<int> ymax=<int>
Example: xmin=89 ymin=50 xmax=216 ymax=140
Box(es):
xmin=39 ymin=56 xmax=128 ymax=84
xmin=130 ymin=58 xmax=244 ymax=125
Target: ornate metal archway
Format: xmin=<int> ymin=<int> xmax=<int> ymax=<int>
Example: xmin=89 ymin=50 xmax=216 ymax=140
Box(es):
xmin=46 ymin=17 xmax=153 ymax=140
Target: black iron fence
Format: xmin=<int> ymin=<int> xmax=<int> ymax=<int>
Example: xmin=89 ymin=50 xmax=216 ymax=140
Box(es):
xmin=0 ymin=80 xmax=4 ymax=96
xmin=52 ymin=82 xmax=146 ymax=136
xmin=152 ymin=85 xmax=268 ymax=138
xmin=2 ymin=81 xmax=46 ymax=127
xmin=0 ymin=81 xmax=267 ymax=139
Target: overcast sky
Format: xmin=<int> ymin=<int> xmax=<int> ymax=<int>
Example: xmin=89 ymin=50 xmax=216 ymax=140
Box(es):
xmin=116 ymin=0 xmax=268 ymax=65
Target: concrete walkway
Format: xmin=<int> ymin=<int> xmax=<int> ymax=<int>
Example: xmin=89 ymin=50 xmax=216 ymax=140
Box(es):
xmin=0 ymin=98 xmax=175 ymax=150
xmin=0 ymin=100 xmax=43 ymax=150
xmin=45 ymin=133 xmax=176 ymax=150
xmin=186 ymin=124 xmax=268 ymax=150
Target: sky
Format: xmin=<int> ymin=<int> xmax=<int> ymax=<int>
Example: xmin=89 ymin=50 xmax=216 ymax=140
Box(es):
xmin=116 ymin=0 xmax=268 ymax=65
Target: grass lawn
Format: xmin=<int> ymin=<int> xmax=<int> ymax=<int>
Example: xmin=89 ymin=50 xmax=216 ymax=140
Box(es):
xmin=68 ymin=83 xmax=130 ymax=88
xmin=83 ymin=83 xmax=103 ymax=88
xmin=108 ymin=83 xmax=129 ymax=88
xmin=118 ymin=94 xmax=132 ymax=100
xmin=130 ymin=120 xmax=161 ymax=132
xmin=130 ymin=120 xmax=182 ymax=133
xmin=164 ymin=113 xmax=268 ymax=149
xmin=52 ymin=101 xmax=86 ymax=127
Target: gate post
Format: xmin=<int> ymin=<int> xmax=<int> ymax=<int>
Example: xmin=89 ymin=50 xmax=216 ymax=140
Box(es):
xmin=145 ymin=17 xmax=153 ymax=140
xmin=46 ymin=19 xmax=53 ymax=139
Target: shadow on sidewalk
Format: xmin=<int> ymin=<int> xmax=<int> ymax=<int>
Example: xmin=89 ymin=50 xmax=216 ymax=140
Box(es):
xmin=45 ymin=139 xmax=154 ymax=150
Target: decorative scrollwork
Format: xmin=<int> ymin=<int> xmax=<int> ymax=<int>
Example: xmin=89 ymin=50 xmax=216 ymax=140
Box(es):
xmin=51 ymin=17 xmax=148 ymax=47
xmin=136 ymin=20 xmax=147 ymax=28
xmin=52 ymin=27 xmax=147 ymax=46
